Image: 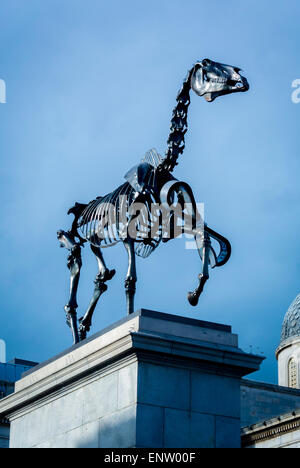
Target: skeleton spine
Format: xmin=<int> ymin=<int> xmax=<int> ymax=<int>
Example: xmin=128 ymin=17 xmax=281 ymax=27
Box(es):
xmin=160 ymin=66 xmax=197 ymax=173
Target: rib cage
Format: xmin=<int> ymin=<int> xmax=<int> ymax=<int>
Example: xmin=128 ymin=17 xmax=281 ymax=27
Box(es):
xmin=78 ymin=182 xmax=163 ymax=258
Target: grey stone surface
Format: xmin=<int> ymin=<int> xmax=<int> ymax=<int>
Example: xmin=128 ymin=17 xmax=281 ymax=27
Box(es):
xmin=83 ymin=371 xmax=118 ymax=423
xmin=63 ymin=421 xmax=100 ymax=449
xmin=54 ymin=387 xmax=84 ymax=436
xmin=34 ymin=421 xmax=100 ymax=449
xmin=136 ymin=404 xmax=164 ymax=448
xmin=138 ymin=363 xmax=190 ymax=410
xmin=215 ymin=416 xmax=240 ymax=448
xmin=118 ymin=362 xmax=137 ymax=409
xmin=0 ymin=311 xmax=263 ymax=448
xmin=191 ymin=372 xmax=241 ymax=418
xmin=241 ymin=379 xmax=300 ymax=427
xmin=99 ymin=405 xmax=136 ymax=448
xmin=138 ymin=315 xmax=237 ymax=347
xmin=164 ymin=408 xmax=215 ymax=448
xmin=10 ymin=399 xmax=57 ymax=448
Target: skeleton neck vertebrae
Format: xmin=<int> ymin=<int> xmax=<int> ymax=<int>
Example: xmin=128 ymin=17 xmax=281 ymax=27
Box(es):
xmin=159 ymin=67 xmax=196 ymax=173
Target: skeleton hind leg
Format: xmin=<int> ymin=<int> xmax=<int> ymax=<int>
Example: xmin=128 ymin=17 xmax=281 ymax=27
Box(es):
xmin=78 ymin=244 xmax=116 ymax=341
xmin=124 ymin=239 xmax=137 ymax=316
xmin=57 ymin=230 xmax=82 ymax=344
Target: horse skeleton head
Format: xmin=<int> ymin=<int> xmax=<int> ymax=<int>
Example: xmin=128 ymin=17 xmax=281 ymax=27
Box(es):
xmin=191 ymin=58 xmax=249 ymax=102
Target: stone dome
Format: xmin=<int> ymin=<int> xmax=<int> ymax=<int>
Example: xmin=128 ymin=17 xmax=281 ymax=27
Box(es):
xmin=280 ymin=293 xmax=300 ymax=344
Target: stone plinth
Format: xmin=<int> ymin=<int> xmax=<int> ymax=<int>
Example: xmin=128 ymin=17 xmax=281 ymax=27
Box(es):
xmin=0 ymin=309 xmax=263 ymax=448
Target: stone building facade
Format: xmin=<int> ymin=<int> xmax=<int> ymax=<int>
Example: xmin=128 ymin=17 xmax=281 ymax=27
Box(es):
xmin=0 ymin=359 xmax=37 ymax=448
xmin=241 ymin=292 xmax=300 ymax=448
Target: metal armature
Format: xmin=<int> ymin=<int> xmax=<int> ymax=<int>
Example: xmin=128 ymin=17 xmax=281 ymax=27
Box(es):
xmin=58 ymin=58 xmax=249 ymax=344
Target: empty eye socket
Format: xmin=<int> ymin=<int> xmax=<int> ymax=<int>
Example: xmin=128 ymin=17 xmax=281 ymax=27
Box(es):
xmin=202 ymin=59 xmax=211 ymax=67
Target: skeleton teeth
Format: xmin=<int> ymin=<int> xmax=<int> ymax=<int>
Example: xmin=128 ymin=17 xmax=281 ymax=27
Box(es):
xmin=211 ymin=78 xmax=227 ymax=83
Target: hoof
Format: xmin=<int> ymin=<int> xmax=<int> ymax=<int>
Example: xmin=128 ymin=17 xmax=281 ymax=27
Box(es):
xmin=78 ymin=317 xmax=90 ymax=341
xmin=107 ymin=269 xmax=116 ymax=281
xmin=187 ymin=291 xmax=199 ymax=307
xmin=99 ymin=269 xmax=116 ymax=283
xmin=78 ymin=329 xmax=86 ymax=341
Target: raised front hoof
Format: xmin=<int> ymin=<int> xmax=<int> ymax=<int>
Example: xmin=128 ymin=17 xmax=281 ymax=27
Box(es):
xmin=187 ymin=291 xmax=199 ymax=307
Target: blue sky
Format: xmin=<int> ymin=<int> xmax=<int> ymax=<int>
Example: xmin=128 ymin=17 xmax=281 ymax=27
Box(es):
xmin=0 ymin=0 xmax=300 ymax=383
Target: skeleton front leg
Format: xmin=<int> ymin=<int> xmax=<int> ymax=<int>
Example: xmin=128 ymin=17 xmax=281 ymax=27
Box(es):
xmin=124 ymin=239 xmax=137 ymax=316
xmin=165 ymin=181 xmax=208 ymax=306
xmin=57 ymin=230 xmax=82 ymax=344
xmin=78 ymin=245 xmax=115 ymax=341
xmin=188 ymin=229 xmax=211 ymax=306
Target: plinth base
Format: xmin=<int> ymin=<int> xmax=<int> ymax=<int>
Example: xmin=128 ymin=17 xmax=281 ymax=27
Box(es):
xmin=0 ymin=309 xmax=263 ymax=448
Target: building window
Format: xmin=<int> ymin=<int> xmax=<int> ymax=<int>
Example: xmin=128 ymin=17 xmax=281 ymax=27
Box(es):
xmin=288 ymin=358 xmax=298 ymax=388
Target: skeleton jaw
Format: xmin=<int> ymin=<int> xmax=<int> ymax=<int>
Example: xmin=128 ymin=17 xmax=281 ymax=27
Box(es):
xmin=204 ymin=78 xmax=249 ymax=102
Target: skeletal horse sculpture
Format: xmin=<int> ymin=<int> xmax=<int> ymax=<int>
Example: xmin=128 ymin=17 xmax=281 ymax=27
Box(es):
xmin=58 ymin=59 xmax=249 ymax=344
